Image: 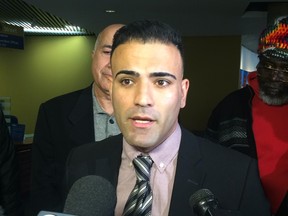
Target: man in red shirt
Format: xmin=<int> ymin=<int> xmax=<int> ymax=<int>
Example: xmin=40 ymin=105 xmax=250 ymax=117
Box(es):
xmin=206 ymin=17 xmax=288 ymax=215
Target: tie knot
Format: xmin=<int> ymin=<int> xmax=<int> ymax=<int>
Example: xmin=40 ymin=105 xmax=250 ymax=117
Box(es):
xmin=133 ymin=155 xmax=153 ymax=182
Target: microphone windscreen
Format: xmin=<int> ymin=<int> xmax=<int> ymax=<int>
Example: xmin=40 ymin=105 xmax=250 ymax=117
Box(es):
xmin=63 ymin=175 xmax=116 ymax=216
xmin=189 ymin=188 xmax=218 ymax=216
xmin=189 ymin=188 xmax=214 ymax=207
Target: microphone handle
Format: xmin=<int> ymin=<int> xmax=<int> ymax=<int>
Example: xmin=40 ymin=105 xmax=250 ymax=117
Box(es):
xmin=204 ymin=209 xmax=215 ymax=216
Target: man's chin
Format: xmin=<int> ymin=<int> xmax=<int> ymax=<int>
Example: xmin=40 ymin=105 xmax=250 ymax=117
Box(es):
xmin=259 ymin=91 xmax=288 ymax=105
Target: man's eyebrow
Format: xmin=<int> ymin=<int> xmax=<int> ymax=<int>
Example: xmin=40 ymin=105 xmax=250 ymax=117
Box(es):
xmin=115 ymin=71 xmax=177 ymax=80
xmin=115 ymin=70 xmax=140 ymax=78
xmin=150 ymin=72 xmax=176 ymax=80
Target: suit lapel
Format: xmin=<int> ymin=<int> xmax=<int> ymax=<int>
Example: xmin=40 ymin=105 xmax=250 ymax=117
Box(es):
xmin=107 ymin=135 xmax=123 ymax=187
xmin=169 ymin=128 xmax=206 ymax=215
xmin=68 ymin=85 xmax=95 ymax=144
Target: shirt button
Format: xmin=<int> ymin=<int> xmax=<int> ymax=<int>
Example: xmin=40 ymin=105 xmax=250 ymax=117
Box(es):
xmin=160 ymin=162 xmax=165 ymax=168
xmin=109 ymin=119 xmax=114 ymax=124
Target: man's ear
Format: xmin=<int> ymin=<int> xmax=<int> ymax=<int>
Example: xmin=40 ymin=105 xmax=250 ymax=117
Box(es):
xmin=180 ymin=78 xmax=189 ymax=108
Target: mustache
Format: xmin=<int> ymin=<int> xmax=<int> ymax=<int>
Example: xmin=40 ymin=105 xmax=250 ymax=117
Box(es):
xmin=259 ymin=79 xmax=288 ymax=89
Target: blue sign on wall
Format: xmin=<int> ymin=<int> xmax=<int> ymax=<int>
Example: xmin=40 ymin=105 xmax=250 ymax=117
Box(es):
xmin=0 ymin=22 xmax=24 ymax=49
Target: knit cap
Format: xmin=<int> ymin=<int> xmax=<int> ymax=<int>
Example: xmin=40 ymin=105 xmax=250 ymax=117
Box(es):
xmin=258 ymin=16 xmax=288 ymax=60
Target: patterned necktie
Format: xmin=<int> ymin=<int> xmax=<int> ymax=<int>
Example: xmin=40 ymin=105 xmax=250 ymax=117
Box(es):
xmin=123 ymin=155 xmax=154 ymax=216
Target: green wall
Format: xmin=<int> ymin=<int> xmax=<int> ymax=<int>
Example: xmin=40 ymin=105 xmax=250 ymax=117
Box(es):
xmin=0 ymin=35 xmax=95 ymax=133
xmin=0 ymin=34 xmax=241 ymax=135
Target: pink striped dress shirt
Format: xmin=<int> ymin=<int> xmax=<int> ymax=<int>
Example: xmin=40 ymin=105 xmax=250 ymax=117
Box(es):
xmin=115 ymin=124 xmax=181 ymax=216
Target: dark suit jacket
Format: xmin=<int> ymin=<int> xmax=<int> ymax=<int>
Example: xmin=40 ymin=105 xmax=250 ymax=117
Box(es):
xmin=30 ymin=85 xmax=95 ymax=215
xmin=0 ymin=109 xmax=23 ymax=216
xmin=65 ymin=127 xmax=271 ymax=216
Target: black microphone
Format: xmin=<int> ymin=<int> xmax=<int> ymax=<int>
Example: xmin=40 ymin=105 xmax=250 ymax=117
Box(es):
xmin=37 ymin=210 xmax=75 ymax=216
xmin=189 ymin=189 xmax=242 ymax=216
xmin=63 ymin=175 xmax=116 ymax=216
xmin=189 ymin=189 xmax=218 ymax=216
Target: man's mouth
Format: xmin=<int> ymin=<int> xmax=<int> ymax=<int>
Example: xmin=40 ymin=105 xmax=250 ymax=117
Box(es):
xmin=134 ymin=119 xmax=152 ymax=123
xmin=131 ymin=116 xmax=155 ymax=128
xmin=104 ymin=73 xmax=112 ymax=77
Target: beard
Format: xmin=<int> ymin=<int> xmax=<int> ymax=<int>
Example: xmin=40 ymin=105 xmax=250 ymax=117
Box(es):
xmin=258 ymin=77 xmax=288 ymax=105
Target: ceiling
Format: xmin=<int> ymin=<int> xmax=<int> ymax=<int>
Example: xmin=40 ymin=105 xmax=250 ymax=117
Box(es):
xmin=2 ymin=0 xmax=288 ymax=52
xmin=0 ymin=0 xmax=94 ymax=36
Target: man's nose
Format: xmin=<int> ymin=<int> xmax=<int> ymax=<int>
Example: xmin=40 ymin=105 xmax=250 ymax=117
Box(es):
xmin=134 ymin=82 xmax=153 ymax=107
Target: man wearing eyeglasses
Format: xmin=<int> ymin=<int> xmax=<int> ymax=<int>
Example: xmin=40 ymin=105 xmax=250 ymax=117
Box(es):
xmin=205 ymin=17 xmax=288 ymax=215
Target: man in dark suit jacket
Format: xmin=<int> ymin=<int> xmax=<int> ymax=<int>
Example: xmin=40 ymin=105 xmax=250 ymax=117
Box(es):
xmin=65 ymin=20 xmax=271 ymax=215
xmin=0 ymin=108 xmax=23 ymax=216
xmin=66 ymin=130 xmax=270 ymax=216
xmin=30 ymin=24 xmax=123 ymax=215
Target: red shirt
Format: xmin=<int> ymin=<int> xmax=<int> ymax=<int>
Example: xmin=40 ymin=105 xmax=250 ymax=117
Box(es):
xmin=249 ymin=72 xmax=288 ymax=213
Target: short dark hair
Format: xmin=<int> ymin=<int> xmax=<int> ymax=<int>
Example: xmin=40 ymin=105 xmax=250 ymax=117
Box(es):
xmin=111 ymin=20 xmax=184 ymax=67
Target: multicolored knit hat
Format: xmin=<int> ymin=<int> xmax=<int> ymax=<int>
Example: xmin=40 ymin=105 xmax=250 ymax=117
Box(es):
xmin=258 ymin=16 xmax=288 ymax=60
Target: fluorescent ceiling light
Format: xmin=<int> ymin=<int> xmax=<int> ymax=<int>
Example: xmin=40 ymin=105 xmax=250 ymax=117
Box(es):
xmin=105 ymin=9 xmax=116 ymax=13
xmin=24 ymin=27 xmax=84 ymax=34
xmin=4 ymin=21 xmax=89 ymax=35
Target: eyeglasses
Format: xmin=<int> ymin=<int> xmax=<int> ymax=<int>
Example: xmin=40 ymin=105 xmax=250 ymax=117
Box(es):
xmin=257 ymin=62 xmax=288 ymax=82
